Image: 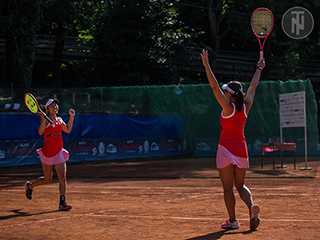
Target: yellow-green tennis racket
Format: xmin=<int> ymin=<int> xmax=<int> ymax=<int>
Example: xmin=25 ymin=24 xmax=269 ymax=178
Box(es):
xmin=24 ymin=93 xmax=54 ymax=125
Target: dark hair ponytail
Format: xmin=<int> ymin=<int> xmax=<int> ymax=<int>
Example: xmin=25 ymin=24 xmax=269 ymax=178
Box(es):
xmin=228 ymin=81 xmax=244 ymax=112
xmin=234 ymin=91 xmax=244 ymax=112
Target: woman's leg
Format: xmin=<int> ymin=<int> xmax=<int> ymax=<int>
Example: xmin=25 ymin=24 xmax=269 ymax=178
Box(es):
xmin=54 ymin=162 xmax=67 ymax=196
xmin=234 ymin=166 xmax=253 ymax=209
xmin=30 ymin=161 xmax=53 ymax=188
xmin=55 ymin=162 xmax=72 ymax=210
xmin=218 ymin=164 xmax=236 ymax=220
xmin=234 ymin=166 xmax=260 ymax=230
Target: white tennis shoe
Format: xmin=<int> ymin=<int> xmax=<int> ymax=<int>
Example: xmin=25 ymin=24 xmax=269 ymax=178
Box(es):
xmin=221 ymin=219 xmax=240 ymax=229
xmin=250 ymin=204 xmax=260 ymax=230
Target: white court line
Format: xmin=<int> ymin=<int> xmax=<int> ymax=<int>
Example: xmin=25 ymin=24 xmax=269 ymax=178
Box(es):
xmin=36 ymin=185 xmax=306 ymax=191
xmin=1 ymin=185 xmax=317 ymax=191
xmin=1 ymin=213 xmax=318 ymax=229
xmin=81 ymin=214 xmax=320 ymax=222
xmin=172 ymin=217 xmax=320 ymax=222
xmin=1 ymin=189 xmax=319 ymax=197
xmin=2 ymin=217 xmax=70 ymax=229
xmin=2 ymin=184 xmax=314 ymax=191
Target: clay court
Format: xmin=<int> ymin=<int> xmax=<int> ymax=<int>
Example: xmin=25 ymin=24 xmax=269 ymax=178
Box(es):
xmin=1 ymin=156 xmax=320 ymax=240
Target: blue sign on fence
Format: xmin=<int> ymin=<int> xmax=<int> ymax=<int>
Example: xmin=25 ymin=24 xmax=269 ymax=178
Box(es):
xmin=0 ymin=114 xmax=188 ymax=167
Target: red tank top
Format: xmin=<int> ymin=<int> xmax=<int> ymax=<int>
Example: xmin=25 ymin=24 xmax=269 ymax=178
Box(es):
xmin=219 ymin=103 xmax=248 ymax=158
xmin=41 ymin=118 xmax=64 ymax=158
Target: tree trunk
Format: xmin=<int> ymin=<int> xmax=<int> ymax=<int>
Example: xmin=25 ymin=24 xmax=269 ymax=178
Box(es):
xmin=52 ymin=23 xmax=65 ymax=87
xmin=5 ymin=30 xmax=16 ymax=87
xmin=207 ymin=0 xmax=220 ymax=70
xmin=4 ymin=0 xmax=15 ymax=87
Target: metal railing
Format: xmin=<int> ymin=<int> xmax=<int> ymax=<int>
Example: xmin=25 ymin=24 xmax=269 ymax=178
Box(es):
xmin=0 ymin=34 xmax=92 ymax=62
xmin=0 ymin=35 xmax=319 ymax=77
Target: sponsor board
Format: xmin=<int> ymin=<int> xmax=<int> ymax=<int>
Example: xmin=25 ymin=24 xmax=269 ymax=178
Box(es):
xmin=0 ymin=137 xmax=188 ymax=167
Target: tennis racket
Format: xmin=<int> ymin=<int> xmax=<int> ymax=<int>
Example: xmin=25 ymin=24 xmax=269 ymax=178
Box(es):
xmin=251 ymin=7 xmax=274 ymax=60
xmin=24 ymin=93 xmax=54 ymax=125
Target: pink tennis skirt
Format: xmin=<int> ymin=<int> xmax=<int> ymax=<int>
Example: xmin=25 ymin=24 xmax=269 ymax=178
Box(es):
xmin=216 ymin=144 xmax=249 ymax=169
xmin=36 ymin=148 xmax=69 ymax=166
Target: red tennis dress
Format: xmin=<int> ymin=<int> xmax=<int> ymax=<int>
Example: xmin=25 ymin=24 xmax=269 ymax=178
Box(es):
xmin=216 ymin=103 xmax=249 ymax=169
xmin=36 ymin=118 xmax=69 ymax=165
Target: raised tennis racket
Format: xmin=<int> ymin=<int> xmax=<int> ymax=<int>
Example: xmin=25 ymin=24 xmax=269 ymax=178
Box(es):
xmin=24 ymin=93 xmax=54 ymax=125
xmin=251 ymin=7 xmax=274 ymax=60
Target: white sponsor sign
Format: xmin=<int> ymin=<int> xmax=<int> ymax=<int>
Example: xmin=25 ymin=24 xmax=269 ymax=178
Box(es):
xmin=279 ymin=91 xmax=305 ymax=128
xmin=279 ymin=91 xmax=309 ymax=169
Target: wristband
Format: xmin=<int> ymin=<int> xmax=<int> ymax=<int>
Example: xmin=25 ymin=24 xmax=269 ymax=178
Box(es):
xmin=257 ymin=66 xmax=263 ymax=71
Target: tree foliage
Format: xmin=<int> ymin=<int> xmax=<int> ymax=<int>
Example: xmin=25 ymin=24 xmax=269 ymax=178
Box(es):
xmin=0 ymin=0 xmax=42 ymax=88
xmin=0 ymin=0 xmax=319 ymax=87
xmin=39 ymin=0 xmax=94 ymax=87
xmin=91 ymin=0 xmax=190 ymax=86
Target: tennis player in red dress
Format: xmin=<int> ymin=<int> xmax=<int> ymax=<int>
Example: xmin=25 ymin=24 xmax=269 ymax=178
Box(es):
xmin=201 ymin=49 xmax=265 ymax=230
xmin=25 ymin=98 xmax=75 ymax=211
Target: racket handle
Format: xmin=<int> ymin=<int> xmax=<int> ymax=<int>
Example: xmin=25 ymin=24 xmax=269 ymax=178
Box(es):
xmin=259 ymin=50 xmax=264 ymax=60
xmin=44 ymin=114 xmax=54 ymax=125
xmin=39 ymin=109 xmax=54 ymax=126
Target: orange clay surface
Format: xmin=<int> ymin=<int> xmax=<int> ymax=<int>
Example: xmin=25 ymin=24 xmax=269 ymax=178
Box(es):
xmin=0 ymin=157 xmax=320 ymax=240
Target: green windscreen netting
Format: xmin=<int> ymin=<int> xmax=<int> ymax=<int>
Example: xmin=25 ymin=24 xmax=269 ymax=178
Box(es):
xmin=0 ymin=79 xmax=318 ymax=156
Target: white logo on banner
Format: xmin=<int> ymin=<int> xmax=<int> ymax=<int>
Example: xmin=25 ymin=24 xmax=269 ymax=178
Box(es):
xmin=98 ymin=142 xmax=105 ymax=155
xmin=0 ymin=150 xmax=5 ymax=159
xmin=196 ymin=142 xmax=211 ymax=151
xmin=92 ymin=148 xmax=97 ymax=156
xmin=19 ymin=143 xmax=29 ymax=148
xmin=253 ymin=140 xmax=262 ymax=151
xmin=151 ymin=142 xmax=159 ymax=151
xmin=106 ymin=144 xmax=117 ymax=153
xmin=143 ymin=140 xmax=149 ymax=153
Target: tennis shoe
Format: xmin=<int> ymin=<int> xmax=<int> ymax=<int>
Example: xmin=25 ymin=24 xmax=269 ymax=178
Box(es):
xmin=59 ymin=201 xmax=72 ymax=211
xmin=221 ymin=219 xmax=240 ymax=229
xmin=25 ymin=181 xmax=33 ymax=200
xmin=250 ymin=204 xmax=260 ymax=230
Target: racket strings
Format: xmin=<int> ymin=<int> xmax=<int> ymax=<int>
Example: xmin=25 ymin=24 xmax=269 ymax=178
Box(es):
xmin=25 ymin=94 xmax=39 ymax=113
xmin=251 ymin=10 xmax=273 ymax=37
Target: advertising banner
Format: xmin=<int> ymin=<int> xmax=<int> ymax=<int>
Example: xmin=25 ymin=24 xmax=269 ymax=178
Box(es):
xmin=67 ymin=137 xmax=187 ymax=162
xmin=0 ymin=137 xmax=187 ymax=167
xmin=0 ymin=113 xmax=188 ymax=167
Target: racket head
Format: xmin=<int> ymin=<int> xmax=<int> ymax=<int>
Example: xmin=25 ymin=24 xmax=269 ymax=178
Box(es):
xmin=24 ymin=93 xmax=40 ymax=114
xmin=251 ymin=8 xmax=274 ymax=39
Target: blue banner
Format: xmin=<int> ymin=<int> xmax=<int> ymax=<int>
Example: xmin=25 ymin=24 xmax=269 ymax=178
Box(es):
xmin=195 ymin=137 xmax=219 ymax=157
xmin=67 ymin=137 xmax=187 ymax=162
xmin=0 ymin=114 xmax=188 ymax=167
xmin=0 ymin=137 xmax=187 ymax=167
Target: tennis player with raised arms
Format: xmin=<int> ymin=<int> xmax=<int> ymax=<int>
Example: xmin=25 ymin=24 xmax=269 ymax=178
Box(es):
xmin=201 ymin=49 xmax=265 ymax=230
xmin=25 ymin=98 xmax=75 ymax=211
